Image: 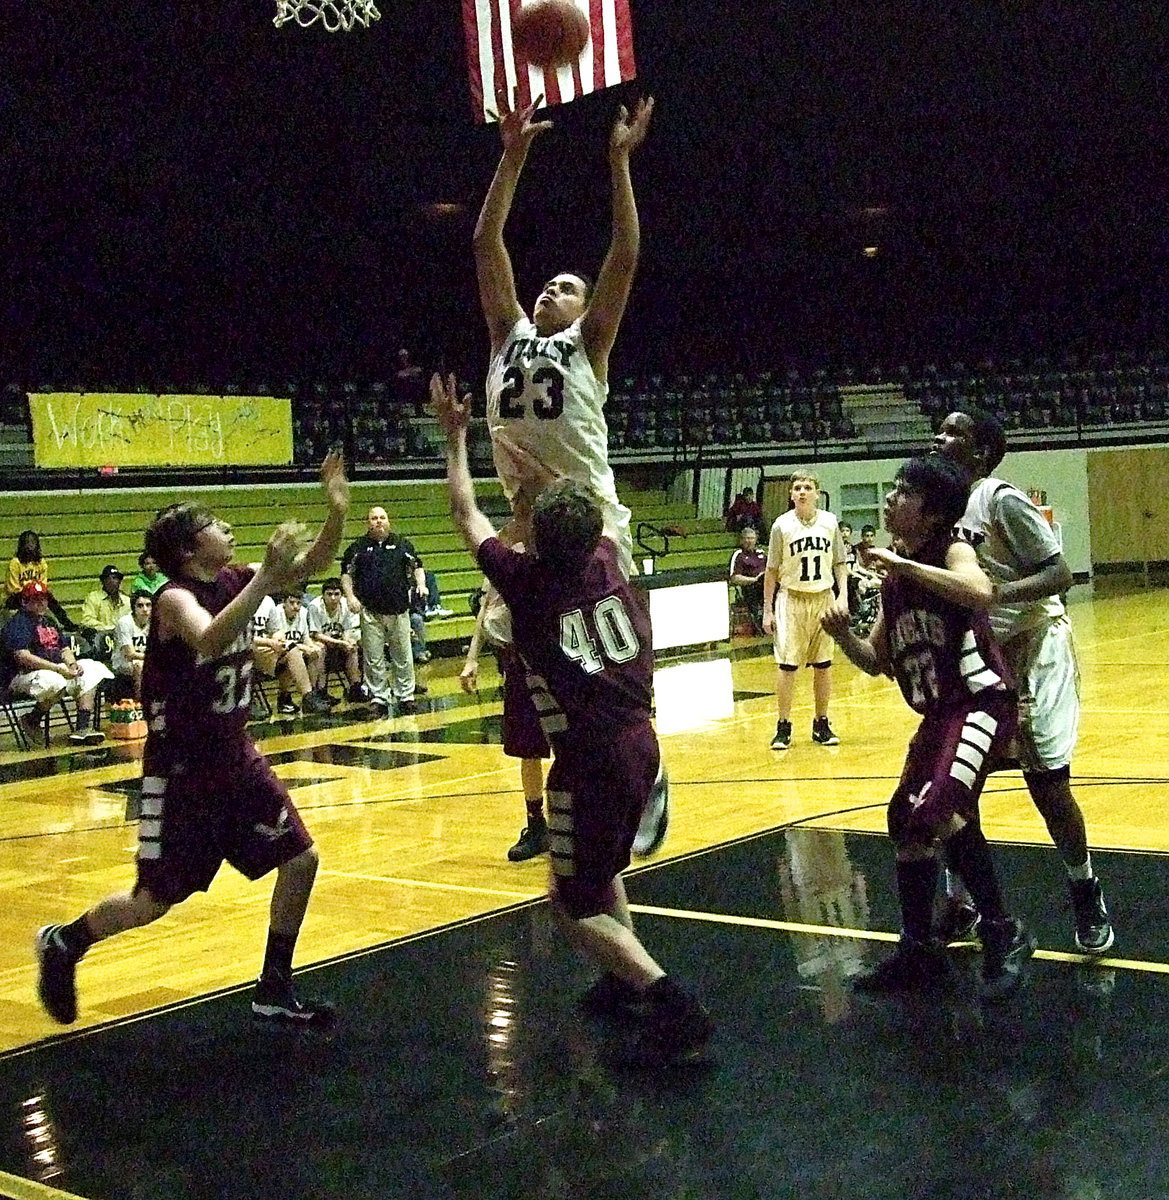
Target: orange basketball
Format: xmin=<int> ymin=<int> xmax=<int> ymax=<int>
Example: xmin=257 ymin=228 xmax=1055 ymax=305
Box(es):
xmin=511 ymin=0 xmax=590 ymax=70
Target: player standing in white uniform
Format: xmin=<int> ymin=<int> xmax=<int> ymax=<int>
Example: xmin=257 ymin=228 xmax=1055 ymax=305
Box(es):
xmin=762 ymin=471 xmax=849 ymax=750
xmin=473 ymin=93 xmax=654 ymax=577
xmin=932 ymin=409 xmax=1114 ymax=954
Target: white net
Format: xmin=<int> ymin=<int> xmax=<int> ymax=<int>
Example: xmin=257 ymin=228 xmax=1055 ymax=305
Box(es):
xmin=273 ymin=0 xmax=381 ymax=33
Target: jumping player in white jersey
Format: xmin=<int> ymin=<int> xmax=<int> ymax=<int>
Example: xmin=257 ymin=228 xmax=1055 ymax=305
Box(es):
xmin=932 ymin=409 xmax=1114 ymax=954
xmin=762 ymin=470 xmax=849 ymax=750
xmin=474 ymin=92 xmax=654 ymax=577
xmin=471 ymin=93 xmax=668 ymax=855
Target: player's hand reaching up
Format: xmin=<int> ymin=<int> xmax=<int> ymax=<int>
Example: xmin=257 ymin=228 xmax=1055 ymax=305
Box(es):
xmin=610 ymin=96 xmax=654 ymax=160
xmin=430 ymin=373 xmax=472 ymax=440
xmin=319 ymin=449 xmax=350 ymax=513
xmin=495 ymin=91 xmax=552 ymax=157
xmin=261 ymin=521 xmax=310 ymax=589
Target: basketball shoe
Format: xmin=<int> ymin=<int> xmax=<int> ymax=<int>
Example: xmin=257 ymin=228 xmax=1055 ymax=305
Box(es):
xmin=1069 ymin=877 xmax=1114 ymax=954
xmin=35 ymin=925 xmax=79 ymax=1025
xmin=979 ymin=917 xmax=1037 ymax=1001
xmin=770 ymin=719 xmax=792 ymax=751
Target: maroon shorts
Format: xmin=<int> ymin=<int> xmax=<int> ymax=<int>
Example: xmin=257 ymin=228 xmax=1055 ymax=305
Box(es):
xmin=135 ymin=738 xmax=313 ymax=904
xmin=887 ymin=690 xmax=1017 ymax=849
xmin=547 ymin=722 xmax=660 ymax=918
xmin=499 ymin=648 xmax=549 ymax=761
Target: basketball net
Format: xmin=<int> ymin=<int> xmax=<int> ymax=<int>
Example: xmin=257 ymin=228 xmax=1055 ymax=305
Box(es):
xmin=273 ymin=0 xmax=380 ymax=32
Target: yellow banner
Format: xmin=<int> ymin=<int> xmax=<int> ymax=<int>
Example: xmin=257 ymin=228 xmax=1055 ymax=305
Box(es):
xmin=28 ymin=393 xmax=294 ymax=468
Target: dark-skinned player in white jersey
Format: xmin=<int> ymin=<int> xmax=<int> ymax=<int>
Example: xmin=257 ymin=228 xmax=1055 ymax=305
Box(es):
xmin=933 ymin=408 xmax=1113 ymax=954
xmin=473 ymin=91 xmax=669 ymax=857
xmin=822 ymin=455 xmax=1036 ymax=1000
xmin=35 ymin=453 xmax=350 ymax=1029
xmin=433 ymin=373 xmax=712 ymax=1066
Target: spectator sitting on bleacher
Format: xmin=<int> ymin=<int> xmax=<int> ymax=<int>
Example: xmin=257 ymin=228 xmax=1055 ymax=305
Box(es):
xmin=724 ymin=487 xmax=764 ymax=534
xmin=419 ymin=570 xmax=454 ymax=619
xmin=5 ymin=530 xmax=76 ymax=630
xmin=111 ymin=590 xmax=152 ymax=700
xmin=130 ymin=552 xmax=168 ymax=597
xmin=728 ymin=526 xmax=766 ymax=632
xmin=263 ymin=592 xmax=331 ymax=716
xmin=2 ymin=581 xmax=111 ymax=745
xmin=307 ymin=578 xmax=366 ymax=703
xmin=79 ymin=565 xmax=132 ymax=661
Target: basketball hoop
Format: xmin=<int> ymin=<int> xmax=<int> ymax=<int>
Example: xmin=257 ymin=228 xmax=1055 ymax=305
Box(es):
xmin=273 ymin=0 xmax=381 ymax=33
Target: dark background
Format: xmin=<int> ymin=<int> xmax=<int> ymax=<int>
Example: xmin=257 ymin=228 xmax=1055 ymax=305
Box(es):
xmin=4 ymin=1 xmax=1167 ymax=390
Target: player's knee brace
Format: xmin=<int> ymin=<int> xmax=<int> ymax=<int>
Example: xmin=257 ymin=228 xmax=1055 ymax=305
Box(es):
xmin=810 ymin=661 xmax=832 ymax=670
xmin=778 ymin=663 xmax=798 ymax=673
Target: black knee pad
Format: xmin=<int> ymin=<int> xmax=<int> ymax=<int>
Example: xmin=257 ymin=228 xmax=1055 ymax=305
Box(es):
xmin=778 ymin=663 xmax=799 ymax=673
xmin=810 ymin=661 xmax=832 ymax=670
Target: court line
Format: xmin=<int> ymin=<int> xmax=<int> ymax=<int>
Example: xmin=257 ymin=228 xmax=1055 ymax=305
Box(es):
xmin=628 ymin=902 xmax=1168 ymax=973
xmin=317 ymin=869 xmax=536 ymax=901
xmin=0 ymin=1171 xmax=94 ymax=1200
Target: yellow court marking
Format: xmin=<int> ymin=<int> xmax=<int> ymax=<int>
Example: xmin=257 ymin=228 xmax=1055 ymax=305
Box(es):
xmin=629 ymin=903 xmax=1165 ymax=974
xmin=317 ymin=869 xmax=537 ymax=902
xmin=0 ymin=1171 xmax=95 ymax=1200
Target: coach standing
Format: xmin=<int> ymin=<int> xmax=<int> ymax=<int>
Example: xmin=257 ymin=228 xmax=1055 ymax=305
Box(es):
xmin=341 ymin=505 xmax=426 ymax=717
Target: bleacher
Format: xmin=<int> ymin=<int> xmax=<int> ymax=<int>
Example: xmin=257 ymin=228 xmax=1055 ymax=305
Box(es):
xmin=0 ymin=482 xmax=736 ymax=651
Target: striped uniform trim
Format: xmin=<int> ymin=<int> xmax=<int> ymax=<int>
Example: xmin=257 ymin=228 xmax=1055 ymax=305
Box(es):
xmin=546 ymin=789 xmax=576 ymax=877
xmin=525 ymin=671 xmax=569 ymax=736
xmin=138 ymin=775 xmax=166 ymax=860
xmin=960 ymin=629 xmax=1005 ymax=694
xmin=949 ymin=710 xmax=998 ymax=789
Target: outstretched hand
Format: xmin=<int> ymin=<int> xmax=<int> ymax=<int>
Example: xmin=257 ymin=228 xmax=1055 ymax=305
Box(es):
xmin=430 ymin=372 xmax=472 ymax=441
xmin=820 ymin=607 xmax=852 ymax=640
xmin=495 ymin=90 xmax=553 ymax=155
xmin=262 ymin=520 xmax=311 ymax=589
xmin=610 ymin=96 xmax=655 ymax=159
xmin=858 ymin=545 xmax=902 ymax=577
xmin=319 ymin=448 xmax=350 ymax=512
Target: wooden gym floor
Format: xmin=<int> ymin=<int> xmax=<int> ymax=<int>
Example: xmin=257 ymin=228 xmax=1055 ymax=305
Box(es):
xmin=0 ymin=580 xmax=1165 ymax=1199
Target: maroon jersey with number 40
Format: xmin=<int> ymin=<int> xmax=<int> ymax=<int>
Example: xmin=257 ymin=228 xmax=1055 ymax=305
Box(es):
xmin=142 ymin=565 xmax=258 ymax=751
xmin=477 ymin=537 xmax=653 ymax=747
xmin=881 ymin=534 xmax=1012 ymax=715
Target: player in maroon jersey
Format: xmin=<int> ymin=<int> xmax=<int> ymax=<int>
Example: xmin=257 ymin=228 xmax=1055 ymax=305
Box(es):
xmin=35 ymin=452 xmax=350 ymax=1029
xmin=432 ymin=373 xmax=712 ymax=1065
xmin=822 ymin=455 xmax=1036 ymax=1000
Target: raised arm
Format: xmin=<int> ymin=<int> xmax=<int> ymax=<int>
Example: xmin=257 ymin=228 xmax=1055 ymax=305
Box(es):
xmin=473 ymin=96 xmax=552 ymax=356
xmin=581 ymin=97 xmax=654 ymax=382
xmin=295 ymin=451 xmax=350 ymax=581
xmin=160 ymin=523 xmax=308 ymax=661
xmin=431 ymin=373 xmax=497 ymax=554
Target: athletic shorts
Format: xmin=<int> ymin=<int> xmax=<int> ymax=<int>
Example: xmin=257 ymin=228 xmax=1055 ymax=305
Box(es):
xmin=773 ymin=589 xmax=835 ymax=667
xmin=1000 ymin=616 xmax=1079 ymax=772
xmin=546 ymin=723 xmax=660 ymax=915
xmin=887 ymin=689 xmax=1017 ymax=849
xmin=135 ymin=738 xmax=313 ymax=904
xmin=499 ymin=647 xmax=549 ymax=761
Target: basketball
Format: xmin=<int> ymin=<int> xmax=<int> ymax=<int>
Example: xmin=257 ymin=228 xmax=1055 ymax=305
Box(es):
xmin=511 ymin=0 xmax=590 ymax=70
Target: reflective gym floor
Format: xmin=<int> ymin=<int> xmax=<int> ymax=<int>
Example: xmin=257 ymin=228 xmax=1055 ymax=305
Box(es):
xmin=0 ymin=581 xmax=1166 ymax=1200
